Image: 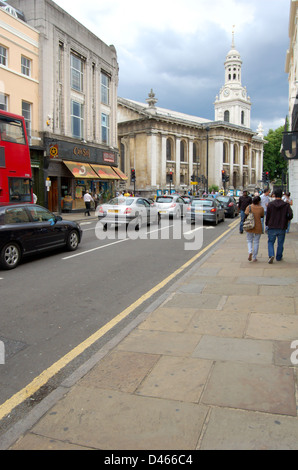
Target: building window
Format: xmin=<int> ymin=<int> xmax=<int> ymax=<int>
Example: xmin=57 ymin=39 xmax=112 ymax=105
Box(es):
xmin=21 ymin=56 xmax=31 ymax=76
xmin=70 ymin=53 xmax=84 ymax=92
xmin=241 ymin=110 xmax=245 ymax=125
xmin=101 ymin=72 xmax=110 ymax=105
xmin=193 ymin=142 xmax=199 ymax=163
xmin=101 ymin=113 xmax=109 ymax=144
xmin=71 ymin=100 xmax=83 ymax=139
xmin=0 ymin=45 xmax=7 ymax=66
xmin=224 ymin=110 xmax=230 ymax=122
xmin=180 ymin=141 xmax=186 ymax=162
xmin=0 ymin=93 xmax=8 ymax=111
xmin=166 ymin=138 xmax=173 ymax=160
xmin=22 ymin=101 xmax=31 ymax=143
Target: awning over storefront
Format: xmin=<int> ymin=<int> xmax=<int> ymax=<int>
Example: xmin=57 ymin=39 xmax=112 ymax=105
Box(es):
xmin=63 ymin=161 xmax=99 ymax=179
xmin=112 ymin=167 xmax=128 ymax=181
xmin=90 ymin=164 xmax=120 ymax=180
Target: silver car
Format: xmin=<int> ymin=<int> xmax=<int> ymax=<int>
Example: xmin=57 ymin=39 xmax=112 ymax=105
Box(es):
xmin=155 ymin=195 xmax=188 ymax=218
xmin=95 ymin=196 xmax=160 ymax=229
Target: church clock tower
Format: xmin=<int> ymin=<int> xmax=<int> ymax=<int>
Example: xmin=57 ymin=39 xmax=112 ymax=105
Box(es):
xmin=215 ymin=31 xmax=251 ymax=128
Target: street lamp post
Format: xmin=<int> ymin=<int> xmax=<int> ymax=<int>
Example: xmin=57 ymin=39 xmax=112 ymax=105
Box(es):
xmin=206 ymin=126 xmax=210 ymax=193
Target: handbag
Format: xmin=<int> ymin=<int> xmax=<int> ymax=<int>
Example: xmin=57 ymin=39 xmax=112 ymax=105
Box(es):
xmin=243 ymin=205 xmax=255 ymax=231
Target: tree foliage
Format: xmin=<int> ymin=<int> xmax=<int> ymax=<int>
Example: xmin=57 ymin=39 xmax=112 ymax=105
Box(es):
xmin=263 ymin=125 xmax=288 ymax=181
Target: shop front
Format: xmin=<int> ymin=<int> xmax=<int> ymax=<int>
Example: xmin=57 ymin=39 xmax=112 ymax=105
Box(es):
xmin=44 ymin=137 xmax=127 ymax=212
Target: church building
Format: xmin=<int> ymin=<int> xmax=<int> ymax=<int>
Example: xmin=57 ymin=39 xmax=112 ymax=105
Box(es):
xmin=118 ymin=36 xmax=265 ymax=196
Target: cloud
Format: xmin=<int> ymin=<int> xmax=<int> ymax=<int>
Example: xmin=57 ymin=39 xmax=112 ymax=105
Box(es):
xmin=55 ymin=0 xmax=291 ymax=135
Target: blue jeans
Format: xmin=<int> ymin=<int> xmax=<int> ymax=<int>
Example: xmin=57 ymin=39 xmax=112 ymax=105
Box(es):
xmin=267 ymin=228 xmax=286 ymax=261
xmin=240 ymin=210 xmax=246 ymax=232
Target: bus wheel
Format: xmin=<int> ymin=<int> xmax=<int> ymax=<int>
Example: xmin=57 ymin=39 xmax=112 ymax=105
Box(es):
xmin=0 ymin=242 xmax=21 ymax=270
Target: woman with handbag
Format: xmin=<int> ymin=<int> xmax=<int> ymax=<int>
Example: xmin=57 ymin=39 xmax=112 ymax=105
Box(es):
xmin=244 ymin=196 xmax=264 ymax=262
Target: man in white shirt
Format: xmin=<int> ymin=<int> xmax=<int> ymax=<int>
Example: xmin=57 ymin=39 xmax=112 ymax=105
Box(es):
xmin=83 ymin=190 xmax=93 ymax=216
xmin=260 ymin=188 xmax=270 ymax=232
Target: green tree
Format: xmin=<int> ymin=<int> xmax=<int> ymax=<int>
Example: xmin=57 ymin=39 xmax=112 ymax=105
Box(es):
xmin=263 ymin=125 xmax=288 ymax=182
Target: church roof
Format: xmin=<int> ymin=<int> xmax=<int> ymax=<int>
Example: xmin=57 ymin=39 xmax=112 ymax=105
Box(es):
xmin=118 ymin=96 xmax=211 ymax=127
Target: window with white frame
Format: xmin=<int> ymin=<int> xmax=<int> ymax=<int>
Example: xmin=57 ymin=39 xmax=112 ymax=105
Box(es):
xmin=71 ymin=100 xmax=83 ymax=139
xmin=101 ymin=72 xmax=110 ymax=105
xmin=101 ymin=113 xmax=109 ymax=144
xmin=22 ymin=101 xmax=31 ymax=143
xmin=21 ymin=56 xmax=31 ymax=77
xmin=70 ymin=53 xmax=84 ymax=92
xmin=0 ymin=93 xmax=8 ymax=111
xmin=0 ymin=45 xmax=7 ymax=66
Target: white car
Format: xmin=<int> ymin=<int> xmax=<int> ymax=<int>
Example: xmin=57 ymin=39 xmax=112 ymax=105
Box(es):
xmin=95 ymin=196 xmax=160 ymax=229
xmin=155 ymin=195 xmax=188 ymax=218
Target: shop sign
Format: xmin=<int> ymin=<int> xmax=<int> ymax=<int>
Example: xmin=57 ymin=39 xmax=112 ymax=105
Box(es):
xmin=73 ymin=147 xmax=90 ymax=158
xmin=103 ymin=152 xmax=115 ymax=163
xmin=50 ymin=145 xmax=59 ymax=159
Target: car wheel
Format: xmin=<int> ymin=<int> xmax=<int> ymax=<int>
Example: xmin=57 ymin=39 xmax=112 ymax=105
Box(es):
xmin=0 ymin=242 xmax=21 ymax=270
xmin=66 ymin=230 xmax=79 ymax=251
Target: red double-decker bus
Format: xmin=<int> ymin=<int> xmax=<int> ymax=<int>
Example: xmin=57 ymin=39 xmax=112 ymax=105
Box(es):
xmin=0 ymin=110 xmax=33 ymax=206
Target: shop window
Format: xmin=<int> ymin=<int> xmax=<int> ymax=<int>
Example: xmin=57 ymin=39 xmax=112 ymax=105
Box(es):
xmin=71 ymin=53 xmax=84 ymax=92
xmin=101 ymin=113 xmax=109 ymax=144
xmin=71 ymin=100 xmax=84 ymax=139
xmin=101 ymin=72 xmax=110 ymax=105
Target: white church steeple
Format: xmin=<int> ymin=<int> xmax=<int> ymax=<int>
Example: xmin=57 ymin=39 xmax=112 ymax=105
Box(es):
xmin=215 ymin=29 xmax=251 ymax=128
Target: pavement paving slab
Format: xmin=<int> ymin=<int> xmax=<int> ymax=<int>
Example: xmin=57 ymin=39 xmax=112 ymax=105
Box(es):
xmin=199 ymin=407 xmax=298 ymax=450
xmin=26 ymin=386 xmax=210 ymax=450
xmin=201 ymin=361 xmax=297 ymax=416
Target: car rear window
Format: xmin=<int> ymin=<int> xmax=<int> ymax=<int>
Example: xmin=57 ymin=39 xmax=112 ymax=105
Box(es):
xmin=192 ymin=199 xmax=213 ymax=206
xmin=108 ymin=198 xmax=134 ymax=206
xmin=156 ymin=197 xmax=173 ymax=203
xmin=217 ymin=196 xmax=229 ymax=202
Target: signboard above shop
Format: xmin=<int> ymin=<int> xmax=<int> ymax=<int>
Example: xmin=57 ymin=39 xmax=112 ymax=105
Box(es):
xmin=45 ymin=138 xmax=117 ymax=165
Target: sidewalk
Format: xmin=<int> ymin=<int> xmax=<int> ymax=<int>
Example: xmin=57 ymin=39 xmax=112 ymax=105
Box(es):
xmin=3 ymin=223 xmax=298 ymax=450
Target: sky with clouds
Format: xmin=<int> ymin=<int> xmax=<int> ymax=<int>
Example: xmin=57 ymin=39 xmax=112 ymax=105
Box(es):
xmin=54 ymin=0 xmax=291 ymax=136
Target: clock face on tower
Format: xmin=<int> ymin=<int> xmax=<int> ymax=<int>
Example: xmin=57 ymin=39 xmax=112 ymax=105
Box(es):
xmin=224 ymin=88 xmax=230 ymax=97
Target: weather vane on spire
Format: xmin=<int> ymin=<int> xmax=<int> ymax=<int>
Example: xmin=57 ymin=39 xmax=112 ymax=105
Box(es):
xmin=232 ymin=25 xmax=236 ymax=48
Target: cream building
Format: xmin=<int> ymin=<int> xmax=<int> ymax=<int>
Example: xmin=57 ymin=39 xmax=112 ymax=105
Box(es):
xmin=0 ymin=3 xmax=39 ymax=142
xmin=118 ymin=39 xmax=265 ymax=196
xmin=285 ymin=0 xmax=298 ymax=223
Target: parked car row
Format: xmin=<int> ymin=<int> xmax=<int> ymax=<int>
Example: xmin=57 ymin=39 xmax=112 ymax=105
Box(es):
xmin=95 ymin=194 xmax=239 ymax=229
xmin=0 ymin=195 xmax=239 ymax=270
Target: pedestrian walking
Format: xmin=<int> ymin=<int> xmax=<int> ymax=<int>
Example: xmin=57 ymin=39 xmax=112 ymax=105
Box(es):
xmin=260 ymin=188 xmax=270 ymax=232
xmin=282 ymin=192 xmax=293 ymax=233
xmin=266 ymin=188 xmax=293 ymax=264
xmin=83 ymin=190 xmax=93 ymax=216
xmin=238 ymin=190 xmax=252 ymax=234
xmin=245 ymin=196 xmax=264 ymax=262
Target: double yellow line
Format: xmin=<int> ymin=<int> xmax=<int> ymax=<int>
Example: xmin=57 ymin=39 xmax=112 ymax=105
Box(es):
xmin=0 ymin=219 xmax=238 ymax=422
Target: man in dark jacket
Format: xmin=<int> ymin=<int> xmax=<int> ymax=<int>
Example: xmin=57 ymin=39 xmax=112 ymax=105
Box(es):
xmin=238 ymin=190 xmax=252 ymax=233
xmin=266 ymin=188 xmax=293 ymax=263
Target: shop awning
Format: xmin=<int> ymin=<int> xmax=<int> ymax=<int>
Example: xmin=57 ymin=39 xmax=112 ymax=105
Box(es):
xmin=91 ymin=164 xmax=121 ymax=180
xmin=112 ymin=167 xmax=128 ymax=181
xmin=63 ymin=161 xmax=99 ymax=179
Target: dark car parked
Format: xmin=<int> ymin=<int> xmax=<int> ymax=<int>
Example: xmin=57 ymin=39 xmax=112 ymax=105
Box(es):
xmin=0 ymin=204 xmax=82 ymax=269
xmin=216 ymin=195 xmax=239 ymax=218
xmin=186 ymin=197 xmax=225 ymax=225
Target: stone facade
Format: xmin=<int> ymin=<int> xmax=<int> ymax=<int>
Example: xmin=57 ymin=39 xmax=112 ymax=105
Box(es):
xmin=285 ymin=0 xmax=298 ymax=223
xmin=118 ymin=94 xmax=264 ymax=196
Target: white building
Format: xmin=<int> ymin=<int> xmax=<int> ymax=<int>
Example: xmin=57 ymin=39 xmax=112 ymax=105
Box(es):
xmin=285 ymin=0 xmax=298 ymax=223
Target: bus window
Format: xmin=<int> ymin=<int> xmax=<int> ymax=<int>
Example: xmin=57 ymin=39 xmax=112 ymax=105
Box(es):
xmin=9 ymin=178 xmax=32 ymax=202
xmin=0 ymin=119 xmax=26 ymax=145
